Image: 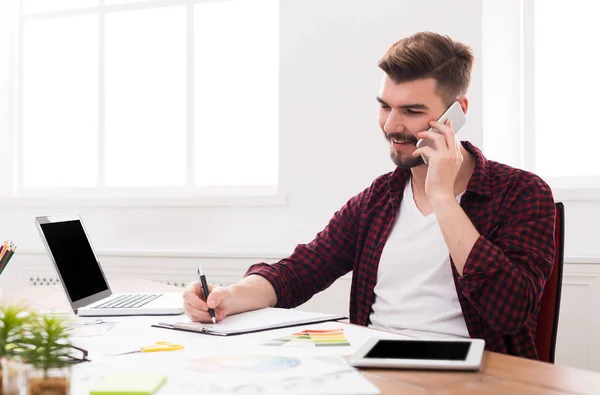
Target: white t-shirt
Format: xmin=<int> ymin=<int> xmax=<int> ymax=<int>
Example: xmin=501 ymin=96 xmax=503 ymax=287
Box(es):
xmin=369 ymin=179 xmax=469 ymax=339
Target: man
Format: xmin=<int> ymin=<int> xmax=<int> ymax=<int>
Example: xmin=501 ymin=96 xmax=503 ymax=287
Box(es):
xmin=182 ymin=32 xmax=555 ymax=360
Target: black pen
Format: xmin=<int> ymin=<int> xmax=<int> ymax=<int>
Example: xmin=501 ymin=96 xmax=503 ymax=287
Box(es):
xmin=197 ymin=262 xmax=216 ymax=324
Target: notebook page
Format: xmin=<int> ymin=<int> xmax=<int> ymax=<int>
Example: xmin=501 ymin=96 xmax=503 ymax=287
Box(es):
xmin=172 ymin=307 xmax=345 ymax=335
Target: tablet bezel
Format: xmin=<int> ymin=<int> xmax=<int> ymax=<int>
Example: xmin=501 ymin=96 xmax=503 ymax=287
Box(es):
xmin=348 ymin=337 xmax=485 ymax=371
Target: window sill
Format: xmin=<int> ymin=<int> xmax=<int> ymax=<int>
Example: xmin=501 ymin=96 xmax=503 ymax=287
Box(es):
xmin=566 ymin=256 xmax=600 ymax=265
xmin=17 ymin=247 xmax=289 ymax=260
xmin=552 ymin=188 xmax=600 ymax=202
xmin=0 ymin=193 xmax=288 ymax=208
xmin=543 ymin=177 xmax=600 ymax=201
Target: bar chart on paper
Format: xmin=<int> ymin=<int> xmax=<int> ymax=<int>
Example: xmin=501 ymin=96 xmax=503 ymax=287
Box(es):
xmin=263 ymin=329 xmax=351 ymax=347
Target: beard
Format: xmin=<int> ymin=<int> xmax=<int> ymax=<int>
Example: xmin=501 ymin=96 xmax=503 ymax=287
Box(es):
xmin=384 ymin=131 xmax=424 ymax=168
xmin=390 ymin=149 xmax=424 ymax=168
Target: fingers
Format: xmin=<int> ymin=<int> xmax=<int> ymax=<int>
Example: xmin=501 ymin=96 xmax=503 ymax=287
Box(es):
xmin=428 ymin=119 xmax=456 ymax=149
xmin=182 ymin=282 xmax=231 ymax=322
xmin=184 ymin=303 xmax=227 ymax=323
xmin=206 ymin=287 xmax=227 ymax=309
xmin=429 ymin=119 xmax=453 ymax=134
xmin=182 ymin=282 xmax=208 ymax=321
xmin=184 ymin=302 xmax=206 ymax=322
xmin=417 ymin=130 xmax=446 ymax=150
xmin=183 ymin=282 xmax=205 ymax=305
xmin=416 ymin=120 xmax=461 ymax=163
xmin=412 ymin=146 xmax=436 ymax=161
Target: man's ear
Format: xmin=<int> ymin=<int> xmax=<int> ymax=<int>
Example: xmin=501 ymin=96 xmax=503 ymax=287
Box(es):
xmin=457 ymin=96 xmax=468 ymax=115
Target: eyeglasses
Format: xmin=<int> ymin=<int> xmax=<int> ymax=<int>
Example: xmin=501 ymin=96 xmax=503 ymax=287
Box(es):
xmin=61 ymin=345 xmax=91 ymax=364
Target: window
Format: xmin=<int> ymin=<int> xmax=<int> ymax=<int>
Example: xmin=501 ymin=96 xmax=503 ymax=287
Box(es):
xmin=530 ymin=0 xmax=600 ymax=178
xmin=17 ymin=0 xmax=279 ymax=197
xmin=484 ymin=0 xmax=600 ymax=198
xmin=525 ymin=0 xmax=600 ymax=187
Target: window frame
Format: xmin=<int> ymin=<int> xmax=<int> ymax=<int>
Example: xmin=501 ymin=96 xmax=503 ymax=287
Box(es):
xmin=11 ymin=0 xmax=284 ymax=207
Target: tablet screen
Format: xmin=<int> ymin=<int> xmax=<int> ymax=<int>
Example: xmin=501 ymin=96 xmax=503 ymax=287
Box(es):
xmin=364 ymin=339 xmax=471 ymax=361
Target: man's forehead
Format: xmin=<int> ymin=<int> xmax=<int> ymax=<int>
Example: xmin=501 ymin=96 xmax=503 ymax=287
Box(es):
xmin=378 ymin=75 xmax=440 ymax=106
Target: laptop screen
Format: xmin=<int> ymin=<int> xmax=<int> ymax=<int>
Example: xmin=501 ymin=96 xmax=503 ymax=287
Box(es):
xmin=40 ymin=220 xmax=109 ymax=302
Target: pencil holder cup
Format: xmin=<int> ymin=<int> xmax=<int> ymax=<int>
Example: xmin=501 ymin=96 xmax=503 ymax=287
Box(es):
xmin=21 ymin=365 xmax=71 ymax=395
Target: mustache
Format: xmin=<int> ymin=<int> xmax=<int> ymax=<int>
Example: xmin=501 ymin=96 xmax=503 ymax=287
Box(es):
xmin=384 ymin=132 xmax=418 ymax=144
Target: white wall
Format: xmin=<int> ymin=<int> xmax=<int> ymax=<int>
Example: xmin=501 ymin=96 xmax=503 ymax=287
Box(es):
xmin=0 ymin=0 xmax=483 ymax=259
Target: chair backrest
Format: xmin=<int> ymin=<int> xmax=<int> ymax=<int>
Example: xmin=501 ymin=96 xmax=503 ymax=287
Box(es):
xmin=536 ymin=202 xmax=565 ymax=363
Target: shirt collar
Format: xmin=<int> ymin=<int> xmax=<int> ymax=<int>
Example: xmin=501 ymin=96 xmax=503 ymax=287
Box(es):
xmin=462 ymin=141 xmax=491 ymax=197
xmin=388 ymin=141 xmax=491 ymax=197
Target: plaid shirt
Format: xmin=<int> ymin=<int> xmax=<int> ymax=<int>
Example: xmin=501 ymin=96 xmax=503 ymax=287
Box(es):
xmin=246 ymin=141 xmax=556 ymax=359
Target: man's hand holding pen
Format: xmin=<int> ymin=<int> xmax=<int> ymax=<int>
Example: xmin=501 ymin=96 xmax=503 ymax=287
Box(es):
xmin=183 ymin=265 xmax=235 ymax=323
xmin=182 ymin=281 xmax=234 ymax=323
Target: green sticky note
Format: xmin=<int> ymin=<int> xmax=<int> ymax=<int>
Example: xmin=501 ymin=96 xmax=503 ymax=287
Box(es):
xmin=90 ymin=373 xmax=167 ymax=395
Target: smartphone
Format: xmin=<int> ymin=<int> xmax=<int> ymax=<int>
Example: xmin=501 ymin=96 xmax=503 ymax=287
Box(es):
xmin=415 ymin=101 xmax=466 ymax=164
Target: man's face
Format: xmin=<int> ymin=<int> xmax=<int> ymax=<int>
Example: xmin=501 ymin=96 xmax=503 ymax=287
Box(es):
xmin=377 ymin=75 xmax=448 ymax=168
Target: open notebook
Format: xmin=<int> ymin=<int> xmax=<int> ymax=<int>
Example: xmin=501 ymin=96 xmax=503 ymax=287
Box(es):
xmin=152 ymin=307 xmax=346 ymax=336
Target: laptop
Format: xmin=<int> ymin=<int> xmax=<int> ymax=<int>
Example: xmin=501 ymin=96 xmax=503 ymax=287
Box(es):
xmin=34 ymin=214 xmax=185 ymax=317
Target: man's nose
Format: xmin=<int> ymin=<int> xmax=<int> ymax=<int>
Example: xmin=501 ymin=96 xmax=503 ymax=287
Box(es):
xmin=384 ymin=110 xmax=405 ymax=134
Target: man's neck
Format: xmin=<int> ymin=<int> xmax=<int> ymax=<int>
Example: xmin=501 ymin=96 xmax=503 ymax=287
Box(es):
xmin=410 ymin=144 xmax=476 ymax=197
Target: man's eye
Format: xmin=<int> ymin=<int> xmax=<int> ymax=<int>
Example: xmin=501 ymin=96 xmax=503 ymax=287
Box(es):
xmin=380 ymin=104 xmax=390 ymax=109
xmin=406 ymin=109 xmax=423 ymax=115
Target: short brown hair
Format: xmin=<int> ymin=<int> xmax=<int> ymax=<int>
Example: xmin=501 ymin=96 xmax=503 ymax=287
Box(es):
xmin=378 ymin=32 xmax=474 ymax=104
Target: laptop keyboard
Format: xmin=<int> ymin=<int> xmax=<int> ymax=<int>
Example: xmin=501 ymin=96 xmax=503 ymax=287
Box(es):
xmin=93 ymin=293 xmax=162 ymax=309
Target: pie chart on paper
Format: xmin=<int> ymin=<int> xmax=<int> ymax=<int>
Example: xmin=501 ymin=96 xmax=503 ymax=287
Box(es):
xmin=186 ymin=355 xmax=301 ymax=373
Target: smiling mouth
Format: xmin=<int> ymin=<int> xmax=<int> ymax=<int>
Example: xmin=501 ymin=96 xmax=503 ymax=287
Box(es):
xmin=391 ymin=138 xmax=414 ymax=144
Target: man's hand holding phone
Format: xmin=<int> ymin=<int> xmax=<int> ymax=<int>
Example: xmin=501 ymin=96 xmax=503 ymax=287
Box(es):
xmin=415 ymin=101 xmax=466 ymax=165
xmin=412 ymin=119 xmax=463 ymax=201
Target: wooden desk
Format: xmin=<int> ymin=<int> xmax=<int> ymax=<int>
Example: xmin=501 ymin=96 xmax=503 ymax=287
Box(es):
xmin=4 ymin=278 xmax=600 ymax=395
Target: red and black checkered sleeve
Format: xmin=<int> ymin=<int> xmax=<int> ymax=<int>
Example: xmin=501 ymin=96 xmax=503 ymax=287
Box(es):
xmin=244 ymin=188 xmax=368 ymax=308
xmin=458 ymin=175 xmax=556 ymax=334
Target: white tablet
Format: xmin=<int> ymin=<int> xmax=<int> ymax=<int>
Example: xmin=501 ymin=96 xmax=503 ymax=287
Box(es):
xmin=349 ymin=338 xmax=485 ymax=371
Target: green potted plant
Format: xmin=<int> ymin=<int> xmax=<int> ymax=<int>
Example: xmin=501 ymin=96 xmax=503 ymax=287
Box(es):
xmin=0 ymin=304 xmax=33 ymax=395
xmin=20 ymin=315 xmax=73 ymax=395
